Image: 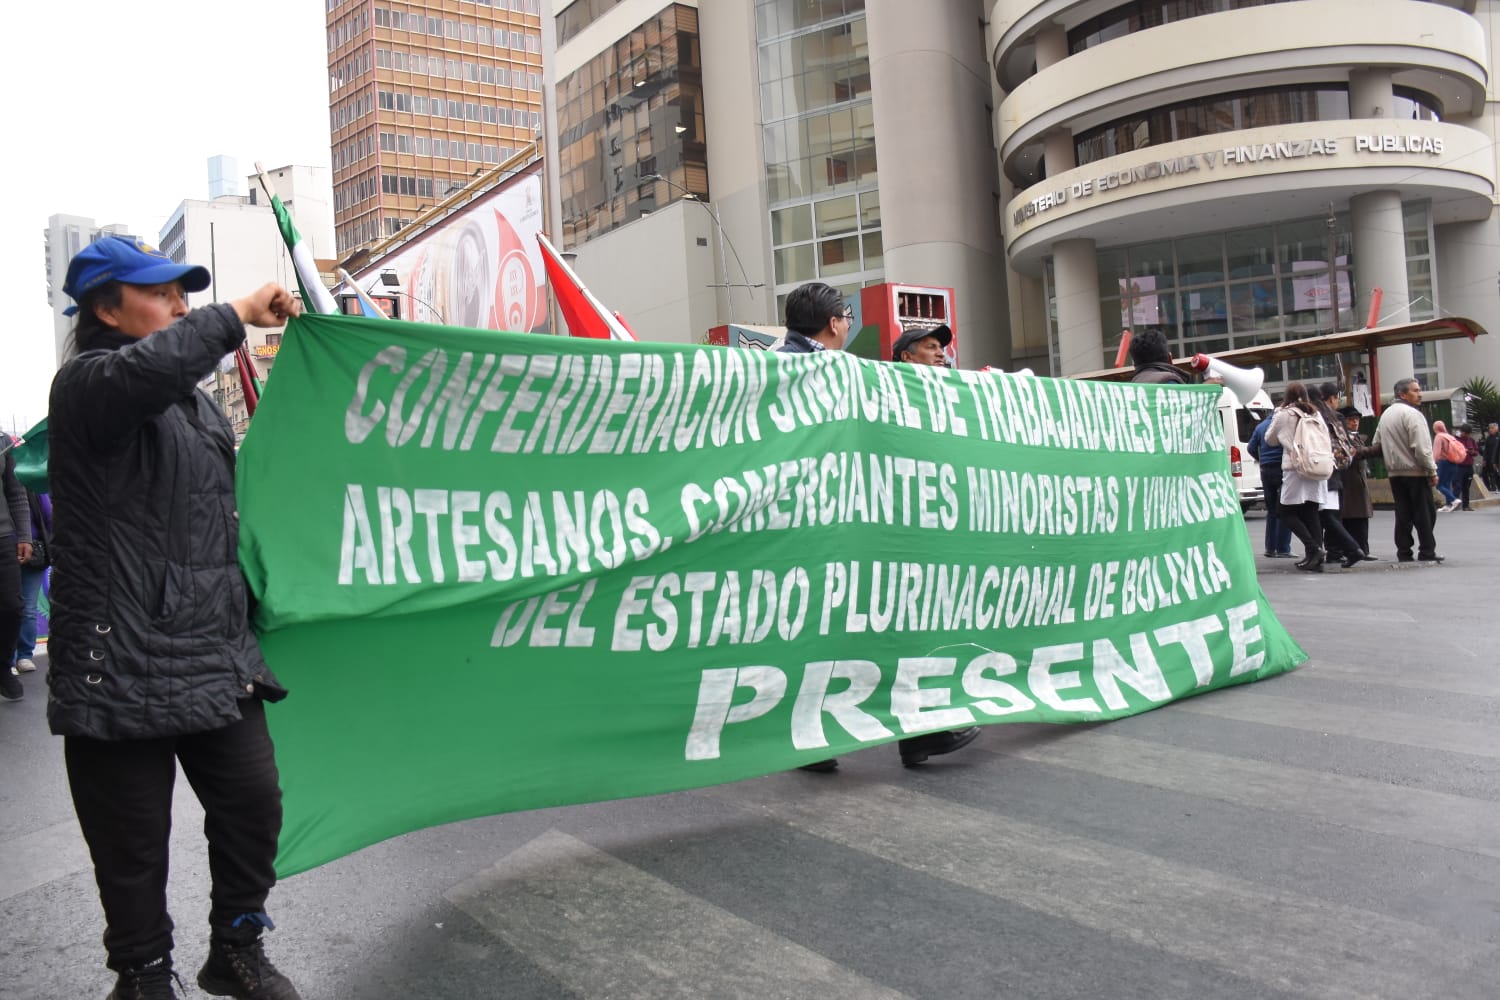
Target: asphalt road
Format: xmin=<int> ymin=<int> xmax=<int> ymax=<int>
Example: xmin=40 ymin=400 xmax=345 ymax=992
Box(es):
xmin=4 ymin=507 xmax=1498 ymax=999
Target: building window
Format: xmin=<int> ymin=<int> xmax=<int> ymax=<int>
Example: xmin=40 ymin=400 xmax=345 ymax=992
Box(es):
xmin=556 ymin=4 xmax=707 ymax=246
xmin=1068 ymin=0 xmax=1297 ymax=55
xmin=1037 ymin=209 xmax=1438 ymax=380
xmin=1071 ymin=86 xmax=1441 ymax=174
xmin=758 ymin=2 xmax=878 ymax=300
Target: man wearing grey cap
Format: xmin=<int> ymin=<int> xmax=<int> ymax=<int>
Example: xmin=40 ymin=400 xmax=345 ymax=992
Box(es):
xmin=885 ymin=321 xmax=979 ymax=764
xmin=892 ymin=324 xmax=952 ymax=367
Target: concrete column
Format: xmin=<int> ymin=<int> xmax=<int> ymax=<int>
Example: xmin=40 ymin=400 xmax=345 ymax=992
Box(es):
xmin=1043 ymin=130 xmax=1076 ymax=177
xmin=1348 ymin=68 xmax=1395 ymax=119
xmin=1035 ymin=24 xmax=1092 ymax=373
xmin=1033 ymin=25 xmax=1067 ymax=71
xmin=1053 ymin=237 xmax=1103 ymax=375
xmin=1351 ymin=189 xmax=1414 ymax=387
xmin=867 ymin=0 xmax=1008 ymax=366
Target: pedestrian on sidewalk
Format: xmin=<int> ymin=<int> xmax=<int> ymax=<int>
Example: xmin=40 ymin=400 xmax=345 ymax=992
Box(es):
xmin=1370 ymin=379 xmax=1442 ymax=563
xmin=1247 ymin=411 xmax=1293 ymax=558
xmin=1432 ymin=419 xmax=1463 ymax=512
xmin=1265 ymin=383 xmax=1329 ymax=571
xmin=49 ymin=236 xmax=304 ymax=1000
xmin=11 ymin=487 xmax=51 ymax=676
xmin=1315 ymin=383 xmax=1367 ymax=568
xmin=1454 ymin=423 xmax=1479 ymax=510
xmin=1482 ymin=422 xmax=1500 ymax=492
xmin=1337 ymin=407 xmax=1377 ymax=558
xmin=0 ymin=440 xmax=32 ymax=703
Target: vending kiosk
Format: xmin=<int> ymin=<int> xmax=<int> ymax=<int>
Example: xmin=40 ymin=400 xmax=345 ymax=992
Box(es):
xmin=856 ymin=282 xmax=957 ymax=366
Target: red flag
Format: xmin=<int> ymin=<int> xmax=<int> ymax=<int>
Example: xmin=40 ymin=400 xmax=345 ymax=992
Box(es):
xmin=235 ymin=345 xmax=261 ymax=417
xmin=536 ymin=233 xmax=637 ymax=341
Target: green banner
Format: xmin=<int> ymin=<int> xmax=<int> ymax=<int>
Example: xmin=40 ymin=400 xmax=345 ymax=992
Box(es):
xmin=238 ymin=313 xmax=1306 ymax=876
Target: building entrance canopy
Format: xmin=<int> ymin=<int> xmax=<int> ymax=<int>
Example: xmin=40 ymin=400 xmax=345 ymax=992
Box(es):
xmin=1071 ymin=316 xmax=1487 ymax=414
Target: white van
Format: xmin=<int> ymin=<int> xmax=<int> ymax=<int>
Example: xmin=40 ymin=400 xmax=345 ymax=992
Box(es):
xmin=1217 ymin=386 xmax=1275 ymax=511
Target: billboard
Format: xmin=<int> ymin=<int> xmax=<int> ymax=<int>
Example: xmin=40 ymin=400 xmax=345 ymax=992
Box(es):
xmin=355 ymin=169 xmax=548 ymax=333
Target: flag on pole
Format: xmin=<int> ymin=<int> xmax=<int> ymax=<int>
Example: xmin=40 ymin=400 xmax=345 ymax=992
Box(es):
xmin=256 ymin=162 xmax=338 ymax=315
xmin=234 ymin=345 xmax=262 ymax=417
xmin=536 ymin=233 xmax=637 ymax=341
xmin=336 ymin=268 xmax=391 ymax=320
xmin=11 ymin=419 xmax=48 ymax=492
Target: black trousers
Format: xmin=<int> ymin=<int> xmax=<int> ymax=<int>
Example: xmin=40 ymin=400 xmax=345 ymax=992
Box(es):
xmin=65 ymin=699 xmax=283 ymax=971
xmin=1281 ymin=500 xmax=1323 ymax=556
xmin=1458 ymin=466 xmax=1475 ymax=508
xmin=0 ymin=534 xmax=21 ymax=665
xmin=1342 ymin=516 xmax=1370 ymax=555
xmin=1388 ymin=475 xmax=1438 ymax=560
xmin=1319 ymin=506 xmax=1363 ymax=558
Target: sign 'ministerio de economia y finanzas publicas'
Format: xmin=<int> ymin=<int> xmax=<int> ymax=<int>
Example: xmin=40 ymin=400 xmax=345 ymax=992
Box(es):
xmin=1012 ymin=133 xmax=1448 ymax=230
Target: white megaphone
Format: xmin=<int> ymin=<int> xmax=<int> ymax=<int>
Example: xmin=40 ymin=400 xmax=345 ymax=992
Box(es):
xmin=1190 ymin=353 xmax=1263 ymax=405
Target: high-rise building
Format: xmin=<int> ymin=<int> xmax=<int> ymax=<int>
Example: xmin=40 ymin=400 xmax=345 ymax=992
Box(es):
xmin=42 ymin=215 xmax=136 ymax=363
xmin=542 ymin=0 xmax=1007 ymax=358
xmin=327 ymin=0 xmax=547 ymax=256
xmin=542 ymin=0 xmax=1500 ymax=390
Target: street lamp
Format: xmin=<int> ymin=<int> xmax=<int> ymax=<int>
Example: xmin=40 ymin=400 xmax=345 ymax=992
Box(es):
xmin=641 ymin=172 xmax=762 ymax=324
xmin=378 ymin=269 xmax=446 ymax=324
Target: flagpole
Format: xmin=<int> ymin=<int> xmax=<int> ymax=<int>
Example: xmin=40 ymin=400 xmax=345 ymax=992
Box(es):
xmin=536 ymin=233 xmax=637 ymax=341
xmin=335 ymin=269 xmax=394 ymax=319
xmin=255 ymin=161 xmax=339 ymax=314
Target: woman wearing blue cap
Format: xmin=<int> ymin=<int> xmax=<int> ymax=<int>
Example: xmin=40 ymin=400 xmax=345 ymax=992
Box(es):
xmin=49 ymin=236 xmax=302 ymax=1000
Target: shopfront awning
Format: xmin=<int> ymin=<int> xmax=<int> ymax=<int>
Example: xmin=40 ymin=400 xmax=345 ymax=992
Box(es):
xmin=1070 ymin=317 xmax=1488 ymax=393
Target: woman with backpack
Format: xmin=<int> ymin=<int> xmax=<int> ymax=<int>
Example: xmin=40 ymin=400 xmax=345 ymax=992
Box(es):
xmin=1265 ymin=382 xmax=1330 ymax=572
xmin=1432 ymin=420 xmax=1463 ymax=512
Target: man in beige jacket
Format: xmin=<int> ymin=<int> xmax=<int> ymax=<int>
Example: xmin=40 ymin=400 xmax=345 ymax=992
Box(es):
xmin=1371 ymin=378 xmax=1442 ymax=563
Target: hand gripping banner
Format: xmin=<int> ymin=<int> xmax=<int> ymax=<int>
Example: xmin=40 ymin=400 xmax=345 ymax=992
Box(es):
xmin=236 ymin=313 xmax=1306 ymax=875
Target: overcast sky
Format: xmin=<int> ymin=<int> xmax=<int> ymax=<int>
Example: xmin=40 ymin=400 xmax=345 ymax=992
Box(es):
xmin=0 ymin=2 xmax=333 ymax=435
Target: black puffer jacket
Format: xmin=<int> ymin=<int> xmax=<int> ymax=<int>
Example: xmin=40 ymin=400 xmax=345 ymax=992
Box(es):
xmin=46 ymin=304 xmax=285 ymax=740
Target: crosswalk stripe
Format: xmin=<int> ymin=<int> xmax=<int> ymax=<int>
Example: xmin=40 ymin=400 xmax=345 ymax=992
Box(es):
xmin=995 ymin=730 xmax=1500 ymax=859
xmin=1299 ymin=661 xmax=1500 ymax=699
xmin=1172 ymin=689 xmax=1500 ymax=759
xmin=445 ymin=829 xmax=912 ymax=1000
xmin=1275 ymin=607 xmax=1416 ymax=624
xmin=0 ymin=820 xmax=93 ymax=903
xmin=718 ymin=780 xmax=1493 ymax=1000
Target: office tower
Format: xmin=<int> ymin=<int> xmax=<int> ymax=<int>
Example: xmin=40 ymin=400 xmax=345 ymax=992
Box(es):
xmin=327 ymin=0 xmax=546 ymax=255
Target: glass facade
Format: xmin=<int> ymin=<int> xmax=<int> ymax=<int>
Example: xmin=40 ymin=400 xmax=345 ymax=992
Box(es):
xmin=1068 ymin=0 xmax=1298 ymax=54
xmin=1072 ymin=87 xmax=1441 ymax=171
xmin=556 ymin=4 xmax=706 ymax=247
xmin=1404 ymin=202 xmax=1439 ymax=388
xmin=756 ymin=0 xmax=880 ymax=318
xmin=1043 ymin=206 xmax=1437 ymax=383
xmin=557 ymin=0 xmax=628 ymax=45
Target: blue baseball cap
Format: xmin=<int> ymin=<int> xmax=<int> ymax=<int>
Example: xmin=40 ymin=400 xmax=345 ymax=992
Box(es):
xmin=61 ymin=236 xmax=211 ymax=316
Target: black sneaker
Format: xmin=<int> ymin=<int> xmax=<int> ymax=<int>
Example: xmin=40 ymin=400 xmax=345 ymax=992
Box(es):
xmin=107 ymin=956 xmax=181 ymax=1000
xmin=197 ymin=936 xmax=301 ymax=1000
xmin=0 ymin=667 xmax=22 ymax=702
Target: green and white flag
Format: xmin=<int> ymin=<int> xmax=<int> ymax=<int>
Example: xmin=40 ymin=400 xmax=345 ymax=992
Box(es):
xmin=260 ymin=170 xmax=337 ymax=315
xmin=238 ymin=313 xmax=1307 ymax=876
xmin=12 ymin=417 xmax=48 ymax=492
